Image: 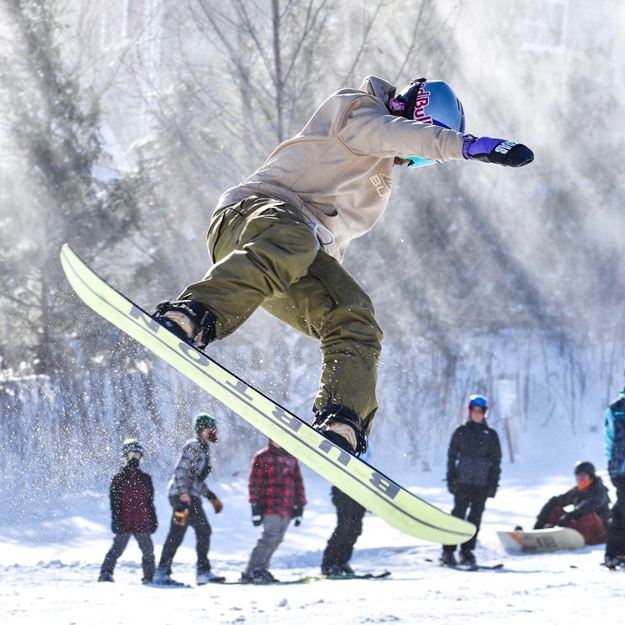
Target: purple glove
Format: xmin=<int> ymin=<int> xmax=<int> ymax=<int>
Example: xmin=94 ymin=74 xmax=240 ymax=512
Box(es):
xmin=462 ymin=135 xmax=534 ymax=167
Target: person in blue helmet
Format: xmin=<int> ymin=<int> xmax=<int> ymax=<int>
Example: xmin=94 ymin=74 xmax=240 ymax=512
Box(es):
xmin=442 ymin=394 xmax=502 ymax=568
xmin=152 ymin=76 xmax=533 ymax=456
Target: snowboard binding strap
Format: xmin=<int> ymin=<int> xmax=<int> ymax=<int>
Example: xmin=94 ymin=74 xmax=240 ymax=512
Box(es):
xmin=313 ymin=404 xmax=368 ymax=455
xmin=153 ymin=300 xmax=217 ymax=349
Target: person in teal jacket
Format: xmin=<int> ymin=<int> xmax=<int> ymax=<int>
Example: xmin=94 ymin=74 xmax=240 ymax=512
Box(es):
xmin=604 ymin=384 xmax=625 ymax=567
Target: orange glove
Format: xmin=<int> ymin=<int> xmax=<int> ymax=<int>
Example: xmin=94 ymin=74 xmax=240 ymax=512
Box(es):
xmin=210 ymin=497 xmax=223 ymax=514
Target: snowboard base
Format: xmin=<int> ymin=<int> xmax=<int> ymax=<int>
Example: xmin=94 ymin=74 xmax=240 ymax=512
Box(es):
xmin=497 ymin=527 xmax=585 ymax=554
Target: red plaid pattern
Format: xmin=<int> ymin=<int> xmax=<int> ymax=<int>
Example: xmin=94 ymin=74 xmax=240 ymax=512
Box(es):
xmin=248 ymin=445 xmax=306 ymax=517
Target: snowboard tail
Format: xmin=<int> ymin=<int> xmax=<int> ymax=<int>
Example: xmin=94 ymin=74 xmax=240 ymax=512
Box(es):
xmin=60 ymin=244 xmax=475 ymax=544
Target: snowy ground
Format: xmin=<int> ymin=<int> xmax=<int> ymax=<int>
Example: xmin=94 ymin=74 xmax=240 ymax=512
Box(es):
xmin=1 ymin=468 xmax=621 ymax=625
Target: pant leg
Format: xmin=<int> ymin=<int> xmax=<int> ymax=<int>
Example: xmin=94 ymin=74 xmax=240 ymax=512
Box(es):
xmin=187 ymin=497 xmax=212 ymax=572
xmin=443 ymin=486 xmax=472 ymax=553
xmin=534 ymin=497 xmax=562 ymax=529
xmin=200 ymin=197 xmax=383 ymax=428
xmin=569 ymin=513 xmax=607 ymax=545
xmin=134 ymin=533 xmax=156 ymax=581
xmin=245 ymin=515 xmax=291 ymax=574
xmin=263 ymin=250 xmax=383 ymax=429
xmin=158 ymin=498 xmax=189 ymax=573
xmin=100 ymin=534 xmax=131 ymax=575
xmin=181 ymin=197 xmax=319 ymax=339
xmin=606 ymin=478 xmax=625 ymax=558
xmin=461 ymin=488 xmax=488 ymax=552
xmin=321 ymin=487 xmax=367 ymax=568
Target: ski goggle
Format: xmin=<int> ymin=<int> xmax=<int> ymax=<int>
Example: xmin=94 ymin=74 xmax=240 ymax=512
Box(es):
xmin=125 ymin=450 xmax=143 ymax=460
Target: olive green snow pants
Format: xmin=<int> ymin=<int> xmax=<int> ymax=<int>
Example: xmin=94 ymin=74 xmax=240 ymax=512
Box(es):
xmin=179 ymin=196 xmax=383 ymax=431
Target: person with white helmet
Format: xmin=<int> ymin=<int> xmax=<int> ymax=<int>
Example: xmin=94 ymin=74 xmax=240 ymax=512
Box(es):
xmin=98 ymin=439 xmax=158 ymax=583
xmin=442 ymin=394 xmax=502 ymax=568
xmin=152 ymin=76 xmax=533 ymax=456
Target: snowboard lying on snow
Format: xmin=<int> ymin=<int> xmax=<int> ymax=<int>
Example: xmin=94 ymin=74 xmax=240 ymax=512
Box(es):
xmin=60 ymin=244 xmax=475 ymax=545
xmin=497 ymin=527 xmax=585 ymax=554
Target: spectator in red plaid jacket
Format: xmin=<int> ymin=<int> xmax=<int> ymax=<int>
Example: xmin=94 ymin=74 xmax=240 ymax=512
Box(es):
xmin=241 ymin=440 xmax=307 ymax=583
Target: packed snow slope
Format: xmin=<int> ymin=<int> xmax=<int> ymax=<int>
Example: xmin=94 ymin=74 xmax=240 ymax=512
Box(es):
xmin=1 ymin=464 xmax=621 ymax=625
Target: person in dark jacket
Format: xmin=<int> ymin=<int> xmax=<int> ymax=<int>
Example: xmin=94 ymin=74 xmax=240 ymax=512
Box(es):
xmin=98 ymin=439 xmax=157 ymax=583
xmin=242 ymin=440 xmax=306 ymax=583
xmin=153 ymin=413 xmax=224 ymax=586
xmin=534 ymin=461 xmax=609 ymax=545
xmin=442 ymin=394 xmax=502 ymax=568
xmin=604 ymin=383 xmax=625 ymax=567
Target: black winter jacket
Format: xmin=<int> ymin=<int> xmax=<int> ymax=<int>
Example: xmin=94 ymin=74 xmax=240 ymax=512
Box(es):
xmin=447 ymin=420 xmax=502 ymax=495
xmin=543 ymin=476 xmax=610 ymax=526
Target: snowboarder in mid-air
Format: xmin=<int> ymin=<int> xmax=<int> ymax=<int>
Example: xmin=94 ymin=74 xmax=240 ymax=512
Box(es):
xmin=534 ymin=460 xmax=609 ymax=545
xmin=442 ymin=394 xmax=502 ymax=568
xmin=241 ymin=440 xmax=306 ymax=584
xmin=98 ymin=439 xmax=158 ymax=584
xmin=153 ymin=414 xmax=224 ymax=586
xmin=152 ymin=76 xmax=533 ymax=455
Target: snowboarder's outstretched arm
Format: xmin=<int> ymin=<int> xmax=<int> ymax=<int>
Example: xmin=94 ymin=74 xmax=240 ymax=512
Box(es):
xmin=338 ymin=96 xmax=533 ymax=168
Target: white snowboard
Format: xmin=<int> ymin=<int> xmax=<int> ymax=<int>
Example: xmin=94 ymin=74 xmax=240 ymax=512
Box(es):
xmin=497 ymin=527 xmax=585 ymax=554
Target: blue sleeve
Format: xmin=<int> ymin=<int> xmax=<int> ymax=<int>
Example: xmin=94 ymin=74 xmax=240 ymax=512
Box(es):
xmin=605 ymin=407 xmax=615 ymax=462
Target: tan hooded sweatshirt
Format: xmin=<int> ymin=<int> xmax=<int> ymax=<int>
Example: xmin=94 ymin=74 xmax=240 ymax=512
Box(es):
xmin=216 ymin=76 xmax=465 ymax=261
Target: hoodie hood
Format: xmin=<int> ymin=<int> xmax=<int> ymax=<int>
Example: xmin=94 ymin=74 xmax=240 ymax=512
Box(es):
xmin=358 ymin=75 xmax=397 ymax=109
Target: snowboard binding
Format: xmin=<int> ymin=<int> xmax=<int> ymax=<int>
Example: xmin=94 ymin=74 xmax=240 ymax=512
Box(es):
xmin=313 ymin=404 xmax=368 ymax=455
xmin=153 ymin=300 xmax=217 ymax=349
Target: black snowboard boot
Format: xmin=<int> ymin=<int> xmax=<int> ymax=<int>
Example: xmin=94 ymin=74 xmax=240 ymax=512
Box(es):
xmin=459 ymin=549 xmax=477 ymax=569
xmin=152 ymin=300 xmax=217 ymax=349
xmin=152 ymin=566 xmax=185 ymax=587
xmin=313 ymin=404 xmax=367 ymax=455
xmin=440 ymin=550 xmax=457 ymax=567
xmin=241 ymin=568 xmax=278 ymax=584
xmin=322 ymin=563 xmax=355 ymax=577
xmin=98 ymin=572 xmax=114 ymax=582
xmin=604 ymin=555 xmax=625 ymax=570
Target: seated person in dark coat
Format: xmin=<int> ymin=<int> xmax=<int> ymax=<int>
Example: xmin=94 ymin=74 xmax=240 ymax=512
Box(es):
xmin=534 ymin=460 xmax=610 ymax=545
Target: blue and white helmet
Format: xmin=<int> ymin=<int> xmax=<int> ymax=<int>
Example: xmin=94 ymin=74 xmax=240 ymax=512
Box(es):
xmin=467 ymin=394 xmax=488 ymax=411
xmin=390 ymin=78 xmax=465 ymax=168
